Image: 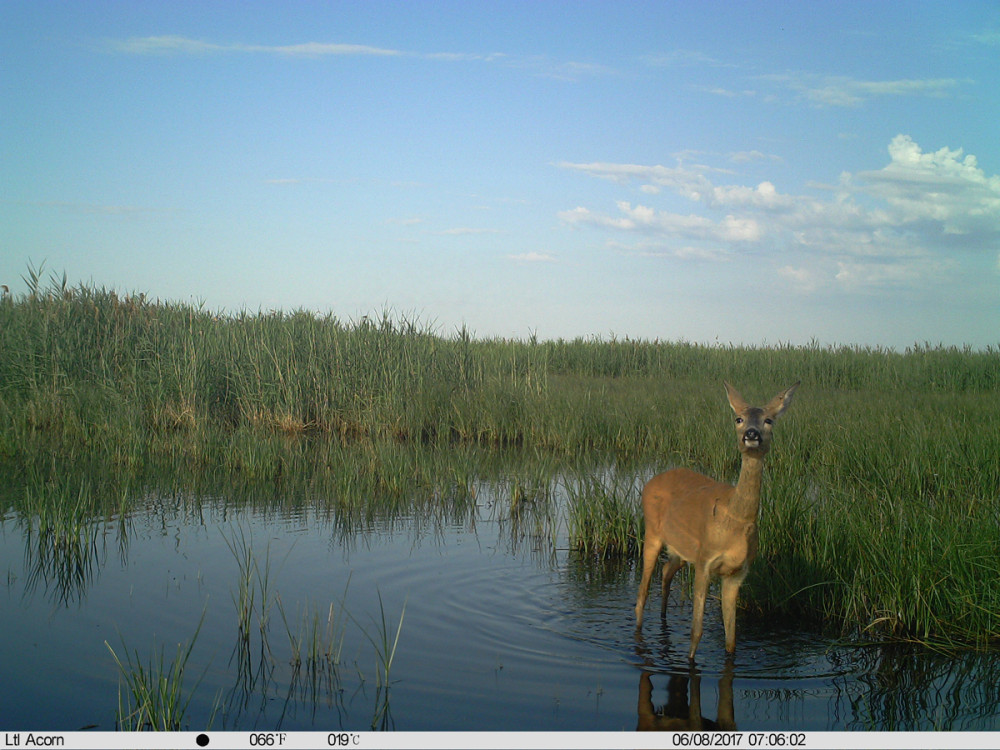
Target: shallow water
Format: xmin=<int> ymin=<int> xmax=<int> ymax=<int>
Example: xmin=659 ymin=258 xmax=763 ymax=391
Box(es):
xmin=2 ymin=476 xmax=999 ymax=732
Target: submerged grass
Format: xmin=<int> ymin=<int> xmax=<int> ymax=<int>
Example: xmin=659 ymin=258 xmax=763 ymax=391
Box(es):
xmin=2 ymin=271 xmax=1000 ymax=648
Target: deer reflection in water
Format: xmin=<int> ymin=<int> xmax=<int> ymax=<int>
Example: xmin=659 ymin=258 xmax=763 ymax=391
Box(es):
xmin=635 ymin=628 xmax=737 ymax=732
xmin=637 ymin=661 xmax=736 ymax=732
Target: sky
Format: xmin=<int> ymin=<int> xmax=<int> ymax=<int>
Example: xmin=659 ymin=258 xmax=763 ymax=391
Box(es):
xmin=3 ymin=1 xmax=999 ymax=349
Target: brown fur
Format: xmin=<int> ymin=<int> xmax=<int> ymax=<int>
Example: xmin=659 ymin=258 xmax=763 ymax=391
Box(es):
xmin=634 ymin=381 xmax=799 ymax=661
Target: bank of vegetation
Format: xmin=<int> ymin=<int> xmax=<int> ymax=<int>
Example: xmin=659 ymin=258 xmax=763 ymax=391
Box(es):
xmin=2 ymin=271 xmax=999 ymax=649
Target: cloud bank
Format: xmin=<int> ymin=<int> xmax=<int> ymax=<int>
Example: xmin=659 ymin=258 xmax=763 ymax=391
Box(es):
xmin=560 ymin=135 xmax=1000 ymax=292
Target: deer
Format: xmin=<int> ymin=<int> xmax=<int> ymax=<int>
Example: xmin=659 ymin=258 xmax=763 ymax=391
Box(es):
xmin=634 ymin=381 xmax=799 ymax=661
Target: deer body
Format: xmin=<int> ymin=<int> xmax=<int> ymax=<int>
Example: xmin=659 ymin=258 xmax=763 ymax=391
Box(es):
xmin=634 ymin=382 xmax=798 ymax=661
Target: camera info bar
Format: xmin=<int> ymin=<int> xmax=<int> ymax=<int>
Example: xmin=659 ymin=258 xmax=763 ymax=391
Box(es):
xmin=2 ymin=731 xmax=998 ymax=749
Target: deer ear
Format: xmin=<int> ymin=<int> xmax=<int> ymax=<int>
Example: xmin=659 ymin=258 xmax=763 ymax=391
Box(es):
xmin=765 ymin=381 xmax=800 ymax=420
xmin=724 ymin=381 xmax=749 ymax=413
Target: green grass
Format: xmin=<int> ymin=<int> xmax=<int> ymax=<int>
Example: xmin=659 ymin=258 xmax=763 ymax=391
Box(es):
xmin=565 ymin=471 xmax=643 ymax=559
xmin=2 ymin=271 xmax=997 ymax=462
xmin=350 ymin=590 xmax=406 ymax=730
xmin=2 ymin=270 xmax=1000 ymax=648
xmin=105 ymin=615 xmax=216 ymax=731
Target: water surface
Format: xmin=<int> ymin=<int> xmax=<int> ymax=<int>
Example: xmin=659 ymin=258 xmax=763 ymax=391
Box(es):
xmin=2 ymin=470 xmax=999 ymax=732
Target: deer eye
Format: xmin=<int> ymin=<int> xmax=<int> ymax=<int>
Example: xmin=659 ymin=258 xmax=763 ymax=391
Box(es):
xmin=735 ymin=417 xmax=744 ymax=425
xmin=764 ymin=418 xmax=774 ymax=425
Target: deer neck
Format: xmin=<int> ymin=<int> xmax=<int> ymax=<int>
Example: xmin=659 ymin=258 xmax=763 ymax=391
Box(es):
xmin=729 ymin=453 xmax=765 ymax=522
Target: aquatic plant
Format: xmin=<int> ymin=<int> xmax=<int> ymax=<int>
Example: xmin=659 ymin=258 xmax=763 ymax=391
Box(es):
xmin=105 ymin=616 xmax=217 ymax=731
xmin=565 ymin=471 xmax=643 ymax=560
xmin=349 ymin=590 xmax=406 ymax=730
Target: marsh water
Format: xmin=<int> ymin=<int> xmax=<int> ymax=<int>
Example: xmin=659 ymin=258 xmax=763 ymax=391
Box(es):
xmin=2 ymin=456 xmax=999 ymax=733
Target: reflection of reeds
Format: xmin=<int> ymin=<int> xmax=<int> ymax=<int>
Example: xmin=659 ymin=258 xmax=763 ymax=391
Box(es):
xmin=218 ymin=531 xmax=389 ymax=728
xmin=23 ymin=518 xmax=99 ymax=606
xmin=222 ymin=527 xmax=279 ymax=649
xmin=220 ymin=526 xmax=282 ymax=723
xmin=277 ymin=594 xmax=349 ymax=721
xmin=838 ymin=645 xmax=1000 ymax=730
xmin=350 ymin=590 xmax=405 ymax=731
xmin=279 ymin=596 xmax=347 ymax=674
xmin=19 ymin=475 xmax=103 ymax=605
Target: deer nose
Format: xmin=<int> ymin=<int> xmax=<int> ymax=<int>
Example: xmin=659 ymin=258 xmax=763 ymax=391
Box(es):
xmin=743 ymin=428 xmax=761 ymax=443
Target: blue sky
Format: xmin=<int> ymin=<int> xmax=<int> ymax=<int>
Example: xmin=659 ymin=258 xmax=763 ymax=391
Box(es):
xmin=3 ymin=1 xmax=999 ymax=348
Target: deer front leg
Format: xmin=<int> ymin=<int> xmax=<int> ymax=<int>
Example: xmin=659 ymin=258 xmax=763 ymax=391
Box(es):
xmin=688 ymin=564 xmax=711 ymax=661
xmin=720 ymin=572 xmax=744 ymax=653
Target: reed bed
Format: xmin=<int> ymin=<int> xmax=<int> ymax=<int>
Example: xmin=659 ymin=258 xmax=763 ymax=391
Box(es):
xmin=2 ymin=273 xmax=1000 ymax=648
xmin=2 ymin=274 xmax=997 ymax=460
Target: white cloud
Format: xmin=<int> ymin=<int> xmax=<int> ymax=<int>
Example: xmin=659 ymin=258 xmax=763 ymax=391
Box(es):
xmin=729 ymin=150 xmax=783 ymax=164
xmin=710 ymin=181 xmax=796 ymax=210
xmin=106 ymin=36 xmax=607 ymax=80
xmin=972 ymin=31 xmax=1000 ymax=46
xmin=856 ymin=135 xmax=1000 ymax=234
xmin=643 ymin=50 xmax=735 ymax=68
xmin=763 ymin=73 xmax=962 ymax=107
xmin=560 ymin=201 xmax=762 ymax=242
xmin=833 ymin=256 xmax=953 ymax=290
xmin=108 ymin=36 xmax=223 ymax=55
xmin=558 ymin=206 xmax=635 ymax=230
xmin=557 ymin=161 xmax=714 ymax=202
xmin=109 ymin=36 xmax=401 ymax=57
xmin=625 ymin=243 xmax=729 ymax=262
xmin=778 ymin=265 xmax=818 ymax=292
xmin=697 ymin=86 xmax=741 ymax=98
xmin=559 ymin=136 xmax=1000 ymax=293
xmin=263 ymin=42 xmax=402 ymax=57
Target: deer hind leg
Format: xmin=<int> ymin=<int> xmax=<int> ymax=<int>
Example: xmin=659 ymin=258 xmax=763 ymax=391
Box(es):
xmin=635 ymin=536 xmax=663 ymax=626
xmin=660 ymin=550 xmax=685 ymax=617
xmin=688 ymin=564 xmax=711 ymax=662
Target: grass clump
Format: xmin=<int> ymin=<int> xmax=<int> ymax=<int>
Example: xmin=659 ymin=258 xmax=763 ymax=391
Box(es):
xmin=105 ymin=617 xmax=216 ymax=731
xmin=565 ymin=471 xmax=643 ymax=559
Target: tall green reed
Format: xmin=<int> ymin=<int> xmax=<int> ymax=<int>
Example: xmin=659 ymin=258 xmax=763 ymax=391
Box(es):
xmin=3 ymin=273 xmax=998 ymax=463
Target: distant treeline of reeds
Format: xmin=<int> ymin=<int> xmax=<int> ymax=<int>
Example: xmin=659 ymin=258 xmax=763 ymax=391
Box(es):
xmin=1 ymin=272 xmax=997 ymax=458
xmin=3 ymin=272 xmax=1000 ymax=649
